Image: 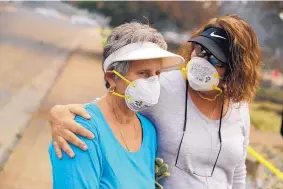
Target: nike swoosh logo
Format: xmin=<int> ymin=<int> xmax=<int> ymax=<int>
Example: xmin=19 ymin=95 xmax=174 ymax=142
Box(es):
xmin=210 ymin=31 xmax=226 ymax=39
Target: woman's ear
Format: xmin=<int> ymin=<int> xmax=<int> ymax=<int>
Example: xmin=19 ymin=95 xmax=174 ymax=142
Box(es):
xmin=105 ymin=71 xmax=116 ymax=88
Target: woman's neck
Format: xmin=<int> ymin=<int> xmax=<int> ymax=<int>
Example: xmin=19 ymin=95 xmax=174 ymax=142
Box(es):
xmin=105 ymin=93 xmax=136 ymax=124
xmin=188 ymin=86 xmax=221 ymax=105
xmin=188 ymin=86 xmax=229 ymax=119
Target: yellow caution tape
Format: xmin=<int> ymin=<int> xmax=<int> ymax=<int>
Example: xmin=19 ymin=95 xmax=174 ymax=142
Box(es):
xmin=248 ymin=146 xmax=283 ymax=180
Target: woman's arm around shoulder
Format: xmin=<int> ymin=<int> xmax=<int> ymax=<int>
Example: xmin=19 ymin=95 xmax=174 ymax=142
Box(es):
xmin=49 ymin=114 xmax=103 ymax=189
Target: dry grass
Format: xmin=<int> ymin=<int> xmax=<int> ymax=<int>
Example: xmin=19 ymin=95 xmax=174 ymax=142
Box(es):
xmin=250 ymin=101 xmax=282 ymax=132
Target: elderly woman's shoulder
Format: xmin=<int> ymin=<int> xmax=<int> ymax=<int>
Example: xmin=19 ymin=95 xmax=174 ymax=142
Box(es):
xmin=137 ymin=113 xmax=157 ymax=134
xmin=74 ymin=103 xmax=104 ymax=134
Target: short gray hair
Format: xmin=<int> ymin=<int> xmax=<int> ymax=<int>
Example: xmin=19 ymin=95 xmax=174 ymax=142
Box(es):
xmin=103 ymin=21 xmax=167 ymax=89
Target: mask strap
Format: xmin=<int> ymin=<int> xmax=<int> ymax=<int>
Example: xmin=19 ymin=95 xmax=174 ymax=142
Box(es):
xmin=180 ymin=60 xmax=193 ymax=80
xmin=211 ymin=85 xmax=223 ymax=100
xmin=109 ymin=70 xmax=134 ymax=100
xmin=112 ymin=70 xmax=136 ymax=87
xmin=109 ymin=88 xmax=131 ymax=100
xmin=197 ymin=86 xmax=223 ymax=101
xmin=181 ymin=68 xmax=188 ymax=80
xmin=181 ymin=65 xmax=188 ymax=80
xmin=214 ymin=73 xmax=223 ymax=80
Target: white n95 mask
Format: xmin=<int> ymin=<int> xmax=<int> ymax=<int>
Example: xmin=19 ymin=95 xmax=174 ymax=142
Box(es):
xmin=186 ymin=57 xmax=222 ymax=93
xmin=110 ymin=70 xmax=161 ymax=112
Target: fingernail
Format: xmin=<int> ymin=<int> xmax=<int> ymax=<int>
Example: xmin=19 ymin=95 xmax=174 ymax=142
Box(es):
xmin=87 ymin=133 xmax=94 ymax=139
xmin=86 ymin=114 xmax=91 ymax=119
xmin=90 ymin=134 xmax=94 ymax=139
xmin=70 ymin=152 xmax=75 ymax=158
xmin=82 ymin=144 xmax=88 ymax=150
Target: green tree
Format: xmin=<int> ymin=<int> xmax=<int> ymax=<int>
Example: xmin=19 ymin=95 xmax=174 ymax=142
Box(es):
xmin=75 ymin=1 xmax=219 ymax=31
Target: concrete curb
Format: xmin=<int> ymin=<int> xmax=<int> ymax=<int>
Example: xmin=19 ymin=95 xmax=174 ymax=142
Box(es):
xmin=0 ymin=52 xmax=71 ymax=169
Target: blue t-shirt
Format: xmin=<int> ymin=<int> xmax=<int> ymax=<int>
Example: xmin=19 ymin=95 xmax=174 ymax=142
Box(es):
xmin=49 ymin=103 xmax=157 ymax=189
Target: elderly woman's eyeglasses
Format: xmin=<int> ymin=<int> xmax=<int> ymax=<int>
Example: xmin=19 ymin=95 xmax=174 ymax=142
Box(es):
xmin=194 ymin=43 xmax=226 ymax=68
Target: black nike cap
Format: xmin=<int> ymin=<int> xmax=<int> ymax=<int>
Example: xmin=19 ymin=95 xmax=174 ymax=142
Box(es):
xmin=188 ymin=26 xmax=230 ymax=63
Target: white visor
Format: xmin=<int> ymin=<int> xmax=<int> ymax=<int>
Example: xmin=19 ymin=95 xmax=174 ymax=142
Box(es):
xmin=103 ymin=42 xmax=185 ymax=72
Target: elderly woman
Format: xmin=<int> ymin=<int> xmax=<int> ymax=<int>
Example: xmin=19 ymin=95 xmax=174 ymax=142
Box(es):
xmin=49 ymin=22 xmax=184 ymax=189
xmin=49 ymin=15 xmax=262 ymax=189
